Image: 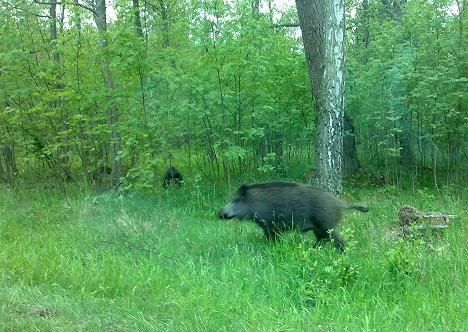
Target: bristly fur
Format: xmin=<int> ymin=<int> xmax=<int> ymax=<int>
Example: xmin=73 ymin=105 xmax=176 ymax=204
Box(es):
xmin=217 ymin=181 xmax=369 ymax=252
xmin=245 ymin=181 xmax=301 ymax=189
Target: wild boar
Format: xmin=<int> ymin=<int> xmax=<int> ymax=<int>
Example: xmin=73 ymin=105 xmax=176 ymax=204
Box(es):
xmin=163 ymin=166 xmax=183 ymax=188
xmin=216 ymin=181 xmax=369 ymax=251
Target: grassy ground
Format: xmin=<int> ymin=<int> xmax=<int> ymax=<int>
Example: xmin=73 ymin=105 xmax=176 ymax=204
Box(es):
xmin=0 ymin=182 xmax=466 ymax=331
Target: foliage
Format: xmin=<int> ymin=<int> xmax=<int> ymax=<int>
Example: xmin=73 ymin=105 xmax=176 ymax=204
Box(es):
xmin=0 ymin=0 xmax=465 ymax=189
xmin=0 ymin=1 xmax=311 ymax=186
xmin=295 ymin=228 xmax=362 ymax=304
xmin=385 ymin=236 xmax=426 ymax=276
xmin=346 ymin=0 xmax=466 ymax=187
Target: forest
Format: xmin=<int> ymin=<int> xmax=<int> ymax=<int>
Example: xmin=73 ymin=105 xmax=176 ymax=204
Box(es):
xmin=0 ymin=0 xmax=466 ymax=331
xmin=0 ymin=0 xmax=465 ymax=190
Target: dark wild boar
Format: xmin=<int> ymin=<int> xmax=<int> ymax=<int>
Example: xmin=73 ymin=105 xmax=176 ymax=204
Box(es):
xmin=216 ymin=181 xmax=369 ymax=251
xmin=90 ymin=166 xmax=112 ymax=184
xmin=163 ymin=166 xmax=183 ymax=188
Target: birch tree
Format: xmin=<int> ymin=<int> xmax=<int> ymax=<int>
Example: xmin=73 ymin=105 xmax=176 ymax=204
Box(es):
xmin=295 ymin=0 xmax=346 ymax=195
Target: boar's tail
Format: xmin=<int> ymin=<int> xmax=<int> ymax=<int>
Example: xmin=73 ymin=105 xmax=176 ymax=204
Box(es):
xmin=345 ymin=204 xmax=369 ymax=212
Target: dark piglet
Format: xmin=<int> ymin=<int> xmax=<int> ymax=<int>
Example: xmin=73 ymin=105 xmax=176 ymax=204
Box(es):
xmin=163 ymin=166 xmax=183 ymax=188
xmin=216 ymin=181 xmax=369 ymax=251
xmin=91 ymin=166 xmax=112 ymax=184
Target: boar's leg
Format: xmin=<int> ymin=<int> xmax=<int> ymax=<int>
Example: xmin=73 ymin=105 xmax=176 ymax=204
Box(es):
xmin=312 ymin=228 xmax=345 ymax=252
xmin=264 ymin=227 xmax=282 ymax=241
xmin=265 ymin=230 xmax=281 ymax=241
xmin=330 ymin=232 xmax=345 ymax=252
xmin=256 ymin=221 xmax=281 ymax=241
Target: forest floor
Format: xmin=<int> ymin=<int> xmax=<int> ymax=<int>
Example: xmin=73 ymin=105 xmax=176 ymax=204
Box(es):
xmin=0 ymin=182 xmax=466 ymax=331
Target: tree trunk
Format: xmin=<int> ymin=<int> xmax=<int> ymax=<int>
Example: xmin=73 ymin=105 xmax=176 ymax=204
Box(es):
xmin=93 ymin=0 xmax=123 ymax=187
xmin=132 ymin=0 xmax=144 ymax=38
xmin=295 ymin=0 xmax=345 ymax=195
xmin=383 ymin=0 xmax=415 ymax=171
xmin=343 ymin=113 xmax=360 ymax=176
xmin=49 ymin=1 xmax=73 ymax=180
xmin=4 ymin=145 xmax=17 ymax=182
xmin=398 ymin=129 xmax=415 ymax=167
xmin=362 ymin=0 xmax=370 ymax=49
xmin=0 ymin=154 xmax=4 ymax=181
xmin=158 ymin=0 xmax=170 ymax=48
xmin=252 ymin=0 xmax=260 ymax=15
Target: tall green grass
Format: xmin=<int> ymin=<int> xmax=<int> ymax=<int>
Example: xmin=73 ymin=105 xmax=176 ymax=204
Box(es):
xmin=0 ymin=183 xmax=466 ymax=331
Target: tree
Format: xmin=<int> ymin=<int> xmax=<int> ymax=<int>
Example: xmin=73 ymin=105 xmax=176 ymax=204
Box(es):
xmin=1 ymin=0 xmax=463 ymax=190
xmin=295 ymin=0 xmax=346 ymax=195
xmin=91 ymin=0 xmax=123 ymax=186
xmin=343 ymin=113 xmax=360 ymax=176
xmin=132 ymin=0 xmax=144 ymax=38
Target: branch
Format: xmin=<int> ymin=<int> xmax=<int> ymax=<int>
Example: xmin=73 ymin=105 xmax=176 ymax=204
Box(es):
xmin=33 ymin=0 xmax=64 ymax=5
xmin=72 ymin=0 xmax=96 ymax=14
xmin=271 ymin=23 xmax=300 ymax=28
xmin=142 ymin=0 xmax=162 ymax=14
xmin=1 ymin=1 xmax=50 ymax=18
xmin=32 ymin=0 xmax=96 ymax=15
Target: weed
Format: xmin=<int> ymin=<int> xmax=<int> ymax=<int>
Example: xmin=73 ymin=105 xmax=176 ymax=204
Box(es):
xmin=0 ymin=183 xmax=465 ymax=331
xmin=295 ymin=228 xmax=361 ymax=304
xmin=385 ymin=236 xmax=425 ymax=277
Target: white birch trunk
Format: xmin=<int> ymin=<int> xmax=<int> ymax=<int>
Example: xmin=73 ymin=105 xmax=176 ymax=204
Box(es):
xmin=296 ymin=0 xmax=345 ymax=195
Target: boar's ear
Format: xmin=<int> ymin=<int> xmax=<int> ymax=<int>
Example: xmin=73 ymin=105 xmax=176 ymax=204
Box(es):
xmin=237 ymin=183 xmax=250 ymax=197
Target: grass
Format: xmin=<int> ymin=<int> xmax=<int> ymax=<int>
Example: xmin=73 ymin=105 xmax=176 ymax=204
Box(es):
xmin=0 ymin=182 xmax=466 ymax=331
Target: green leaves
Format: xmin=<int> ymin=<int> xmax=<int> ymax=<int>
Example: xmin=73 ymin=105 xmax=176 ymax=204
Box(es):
xmin=346 ymin=0 xmax=464 ymax=184
xmin=0 ymin=0 xmax=463 ymax=187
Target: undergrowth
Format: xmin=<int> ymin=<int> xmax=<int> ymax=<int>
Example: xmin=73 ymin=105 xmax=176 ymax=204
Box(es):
xmin=0 ymin=182 xmax=466 ymax=331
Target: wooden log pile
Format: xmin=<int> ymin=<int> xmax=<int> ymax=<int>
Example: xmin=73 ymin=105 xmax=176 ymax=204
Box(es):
xmin=395 ymin=205 xmax=455 ymax=239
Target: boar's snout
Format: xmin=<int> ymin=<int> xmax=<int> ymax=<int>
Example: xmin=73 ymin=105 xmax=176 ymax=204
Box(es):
xmin=216 ymin=209 xmax=233 ymax=219
xmin=216 ymin=210 xmax=228 ymax=219
xmin=216 ymin=203 xmax=236 ymax=219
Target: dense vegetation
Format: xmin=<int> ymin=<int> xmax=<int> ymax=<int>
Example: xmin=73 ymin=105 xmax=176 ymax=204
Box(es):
xmin=0 ymin=1 xmax=466 ymax=330
xmin=0 ymin=184 xmax=466 ymax=331
xmin=0 ymin=0 xmax=465 ymax=190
